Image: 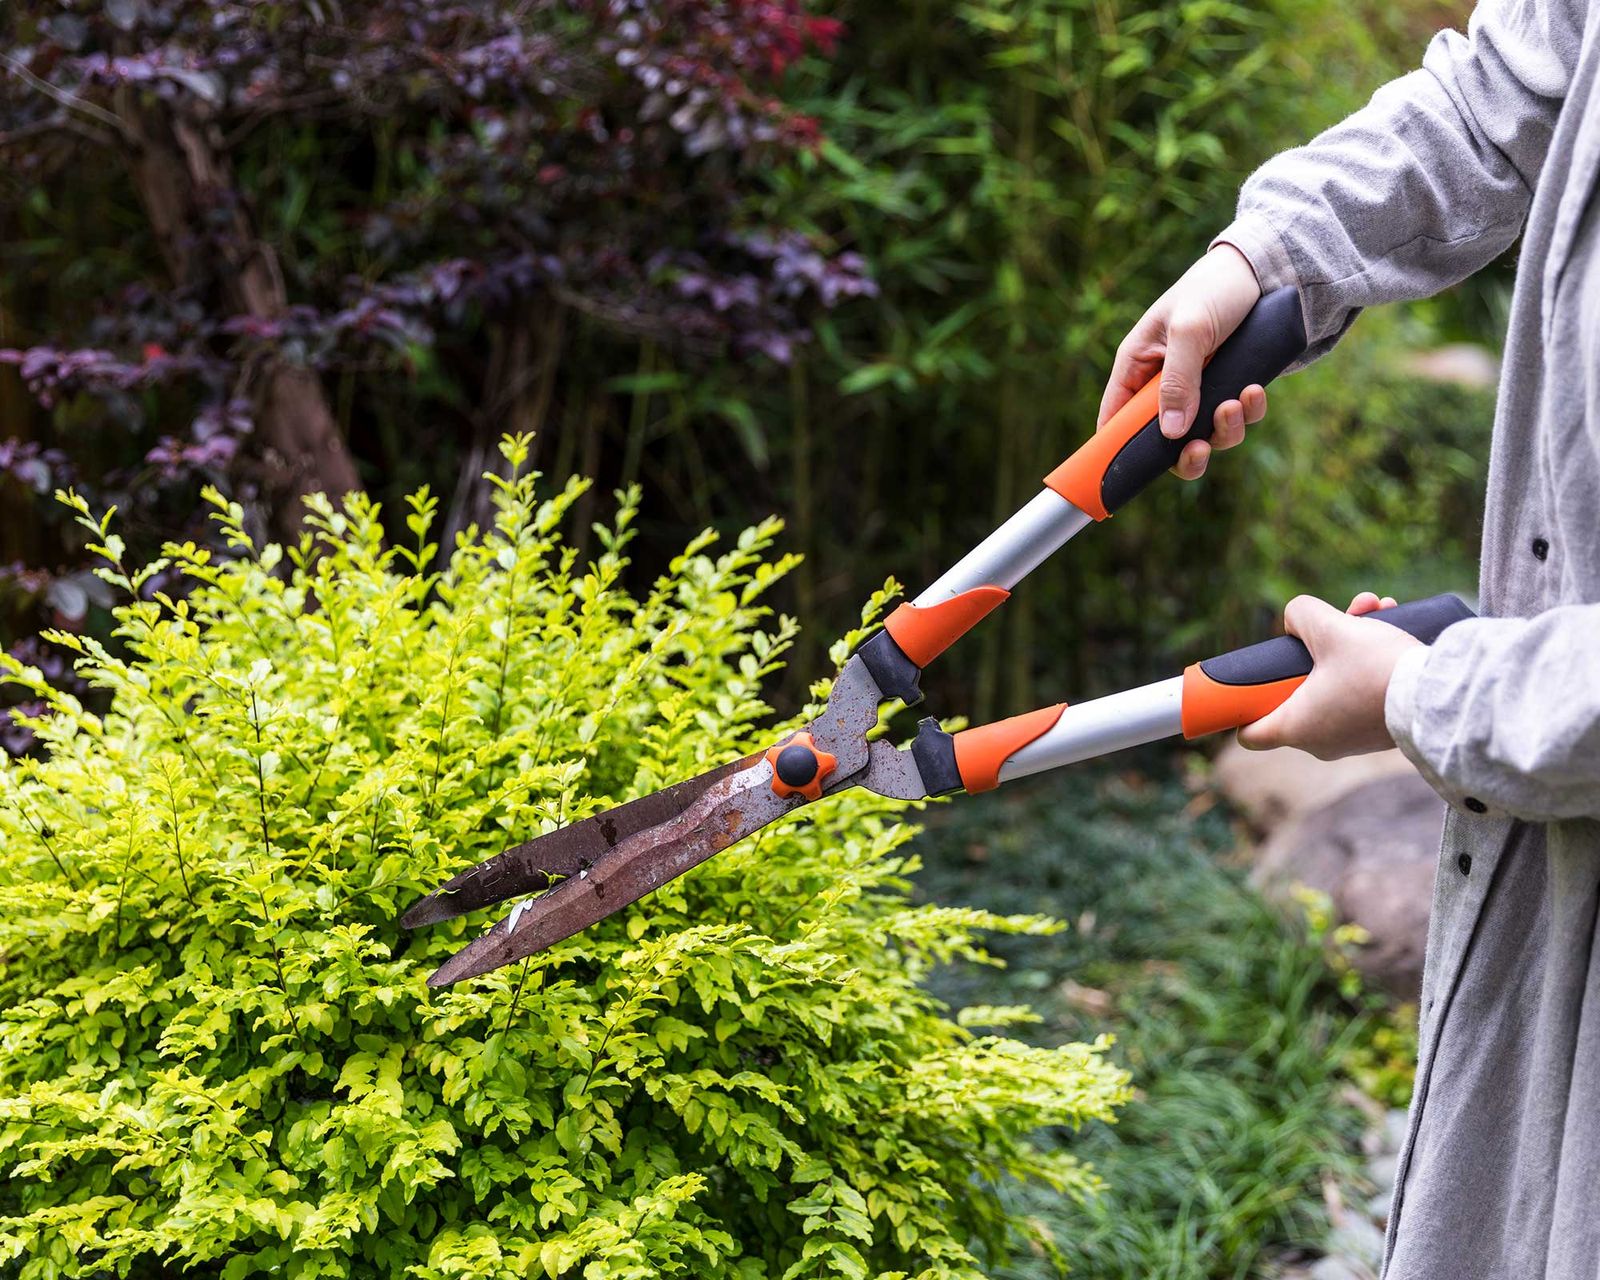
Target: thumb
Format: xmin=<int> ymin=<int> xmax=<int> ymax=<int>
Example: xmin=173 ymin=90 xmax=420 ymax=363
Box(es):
xmin=1237 ymin=595 xmax=1341 ymax=751
xmin=1282 ymin=593 xmax=1345 ymax=652
xmin=1236 ymin=699 xmax=1291 ymax=752
xmin=1157 ymin=311 xmax=1212 ymax=440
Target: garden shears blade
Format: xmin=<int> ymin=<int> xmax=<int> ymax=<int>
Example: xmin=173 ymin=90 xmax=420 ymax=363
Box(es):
xmin=405 ymin=656 xmax=928 ymax=986
xmin=404 ymin=288 xmax=1353 ymax=984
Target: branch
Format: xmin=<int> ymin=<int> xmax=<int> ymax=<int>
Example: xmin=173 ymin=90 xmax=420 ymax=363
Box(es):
xmin=220 ymin=89 xmax=346 ymax=150
xmin=0 ymin=114 xmax=118 ymax=151
xmin=0 ymin=51 xmax=134 ymax=144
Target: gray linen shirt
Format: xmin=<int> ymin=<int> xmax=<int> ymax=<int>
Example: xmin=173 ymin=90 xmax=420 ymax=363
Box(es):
xmin=1214 ymin=1 xmax=1600 ymax=1275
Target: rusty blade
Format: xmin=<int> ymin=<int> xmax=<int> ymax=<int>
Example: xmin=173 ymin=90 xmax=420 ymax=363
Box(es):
xmin=400 ymin=753 xmax=762 ymax=929
xmin=426 ymin=760 xmax=798 ymax=986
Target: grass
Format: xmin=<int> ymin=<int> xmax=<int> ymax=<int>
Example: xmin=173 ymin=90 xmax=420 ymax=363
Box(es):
xmin=912 ymin=751 xmax=1375 ymax=1279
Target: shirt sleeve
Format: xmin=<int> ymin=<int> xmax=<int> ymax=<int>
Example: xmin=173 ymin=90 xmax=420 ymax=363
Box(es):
xmin=1211 ymin=0 xmax=1582 ymax=363
xmin=1384 ymin=607 xmax=1600 ymax=823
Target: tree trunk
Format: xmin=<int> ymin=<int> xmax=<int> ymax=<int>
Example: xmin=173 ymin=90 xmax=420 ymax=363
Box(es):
xmin=439 ymin=303 xmax=565 ymax=553
xmin=118 ymin=93 xmax=359 ymax=539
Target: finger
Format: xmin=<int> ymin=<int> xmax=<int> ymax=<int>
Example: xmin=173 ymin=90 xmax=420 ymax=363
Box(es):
xmin=1098 ymin=316 xmax=1164 ymax=428
xmin=1237 ymin=702 xmax=1291 ymax=752
xmin=1171 ymin=439 xmax=1211 ymax=481
xmin=1282 ymin=594 xmax=1342 ymax=645
xmin=1210 ymin=399 xmax=1247 ymax=452
xmin=1347 ymin=591 xmax=1383 ymax=616
xmin=1158 ymin=311 xmax=1211 ymax=439
xmin=1240 ymin=384 xmax=1268 ymax=425
xmin=1380 ymin=596 xmax=1398 ymax=610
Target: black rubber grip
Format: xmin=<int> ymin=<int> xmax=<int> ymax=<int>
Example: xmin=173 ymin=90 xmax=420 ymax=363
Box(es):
xmin=858 ymin=628 xmax=924 ymax=706
xmin=1197 ymin=594 xmax=1476 ymax=687
xmin=1100 ymin=285 xmax=1307 ymax=514
xmin=910 ymin=717 xmax=962 ymax=797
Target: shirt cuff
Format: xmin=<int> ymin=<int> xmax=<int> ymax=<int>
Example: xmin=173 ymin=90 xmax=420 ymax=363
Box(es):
xmin=1384 ymin=644 xmax=1427 ymax=761
xmin=1210 ymin=215 xmax=1299 ymax=294
xmin=1384 ymin=642 xmax=1498 ymax=819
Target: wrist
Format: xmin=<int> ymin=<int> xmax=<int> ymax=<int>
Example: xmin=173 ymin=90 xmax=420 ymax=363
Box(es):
xmin=1209 ymin=215 xmax=1294 ymax=296
xmin=1208 ymin=241 xmax=1263 ymax=298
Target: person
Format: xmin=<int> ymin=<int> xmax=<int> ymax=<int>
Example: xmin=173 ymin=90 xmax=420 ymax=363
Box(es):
xmin=1095 ymin=1 xmax=1600 ymax=1275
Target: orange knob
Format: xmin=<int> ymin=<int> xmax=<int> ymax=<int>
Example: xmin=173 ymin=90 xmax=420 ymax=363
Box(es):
xmin=764 ymin=731 xmax=838 ymax=802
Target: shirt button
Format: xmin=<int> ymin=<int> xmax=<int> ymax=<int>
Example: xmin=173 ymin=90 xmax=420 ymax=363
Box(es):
xmin=1457 ymin=853 xmax=1473 ymax=876
xmin=1465 ymin=797 xmax=1488 ymax=814
xmin=1532 ymin=537 xmax=1550 ymax=561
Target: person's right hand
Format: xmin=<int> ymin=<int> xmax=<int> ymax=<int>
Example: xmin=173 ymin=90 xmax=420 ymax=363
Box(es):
xmin=1096 ymin=244 xmax=1267 ymax=481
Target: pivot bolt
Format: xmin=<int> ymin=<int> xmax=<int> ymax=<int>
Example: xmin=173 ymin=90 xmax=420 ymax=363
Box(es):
xmin=764 ymin=731 xmax=838 ymax=802
xmin=776 ymin=744 xmax=820 ymax=787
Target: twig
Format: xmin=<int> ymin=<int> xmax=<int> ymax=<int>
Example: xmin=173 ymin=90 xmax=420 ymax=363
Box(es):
xmin=0 ymin=52 xmax=134 ymax=143
xmin=502 ymin=956 xmax=533 ymax=1033
xmin=162 ymin=765 xmax=195 ymax=905
xmin=425 ymin=625 xmax=469 ymax=818
xmin=250 ymin=689 xmax=306 ymax=1050
xmin=5 ymin=788 xmax=80 ymax=887
xmin=0 ymin=116 xmax=116 ymax=150
xmin=113 ymin=813 xmax=137 ymax=948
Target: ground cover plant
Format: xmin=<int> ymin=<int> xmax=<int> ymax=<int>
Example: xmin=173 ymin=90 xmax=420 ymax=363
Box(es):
xmin=0 ymin=440 xmax=1128 ymax=1278
xmin=915 ymin=765 xmax=1385 ymax=1279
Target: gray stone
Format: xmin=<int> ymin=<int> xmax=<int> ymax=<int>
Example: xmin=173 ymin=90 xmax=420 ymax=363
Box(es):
xmin=1382 ymin=1109 xmax=1410 ymax=1154
xmin=1214 ymin=742 xmax=1415 ymax=832
xmin=1326 ymin=1214 xmax=1386 ymax=1272
xmin=1366 ymin=1151 xmax=1399 ymax=1194
xmin=1399 ymin=342 xmax=1500 ymax=389
xmin=1310 ymin=1256 xmax=1376 ymax=1280
xmin=1249 ymin=773 xmax=1446 ymax=998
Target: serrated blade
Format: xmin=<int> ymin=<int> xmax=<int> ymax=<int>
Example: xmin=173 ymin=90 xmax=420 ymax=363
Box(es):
xmin=426 ymin=760 xmax=798 ymax=986
xmin=400 ymin=753 xmax=762 ymax=929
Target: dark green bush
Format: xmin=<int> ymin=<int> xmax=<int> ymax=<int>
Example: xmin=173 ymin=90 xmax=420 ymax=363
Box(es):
xmin=0 ymin=439 xmax=1127 ymax=1278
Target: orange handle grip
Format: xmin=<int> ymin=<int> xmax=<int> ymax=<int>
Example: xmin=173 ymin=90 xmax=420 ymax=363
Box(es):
xmin=1179 ymin=667 xmax=1307 ymax=738
xmin=951 ymin=703 xmax=1068 ymax=793
xmin=1045 ymin=286 xmax=1305 ymax=520
xmin=1045 ymin=379 xmax=1163 ymax=521
xmin=1179 ymin=593 xmax=1476 ymax=739
xmin=881 ymin=586 xmax=1010 ymax=669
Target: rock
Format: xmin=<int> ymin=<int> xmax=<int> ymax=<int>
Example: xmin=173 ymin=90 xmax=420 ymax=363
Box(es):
xmin=1310 ymin=1256 xmax=1377 ymax=1280
xmin=1214 ymin=742 xmax=1416 ymax=833
xmin=1382 ymin=1109 xmax=1410 ymax=1154
xmin=1250 ymin=773 xmax=1446 ymax=998
xmin=1365 ymin=1151 xmax=1399 ymax=1194
xmin=1326 ymin=1215 xmax=1386 ymax=1274
xmin=1400 ymin=343 xmax=1500 ymax=389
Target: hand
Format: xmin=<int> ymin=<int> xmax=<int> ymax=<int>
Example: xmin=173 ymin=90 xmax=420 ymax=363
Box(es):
xmin=1097 ymin=243 xmax=1266 ymax=481
xmin=1237 ymin=592 xmax=1421 ymax=760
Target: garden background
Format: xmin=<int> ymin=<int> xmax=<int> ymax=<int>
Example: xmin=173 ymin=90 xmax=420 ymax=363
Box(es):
xmin=0 ymin=2 xmax=1504 ymax=1278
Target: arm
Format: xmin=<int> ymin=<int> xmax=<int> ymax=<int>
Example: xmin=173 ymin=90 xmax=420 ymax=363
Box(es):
xmin=1218 ymin=0 xmax=1579 ymax=359
xmin=1104 ymin=0 xmax=1582 ymax=476
xmin=1384 ymin=608 xmax=1600 ymax=823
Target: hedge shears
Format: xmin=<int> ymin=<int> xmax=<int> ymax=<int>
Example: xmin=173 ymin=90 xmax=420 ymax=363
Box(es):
xmin=403 ymin=288 xmax=1473 ymax=986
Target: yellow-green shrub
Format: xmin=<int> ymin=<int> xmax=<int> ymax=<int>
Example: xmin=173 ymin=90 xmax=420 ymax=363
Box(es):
xmin=0 ymin=438 xmax=1126 ymax=1279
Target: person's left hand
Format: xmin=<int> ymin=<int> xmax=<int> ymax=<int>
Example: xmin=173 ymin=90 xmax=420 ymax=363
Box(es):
xmin=1237 ymin=592 xmax=1422 ymax=760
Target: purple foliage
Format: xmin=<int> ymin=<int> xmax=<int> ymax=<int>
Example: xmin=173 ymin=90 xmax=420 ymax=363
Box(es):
xmin=0 ymin=0 xmax=870 ymax=752
xmin=0 ymin=438 xmax=73 ymax=494
xmin=0 ymin=634 xmax=89 ymax=757
xmin=146 ymin=397 xmax=253 ymax=478
xmin=4 ymin=0 xmax=864 ymax=390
